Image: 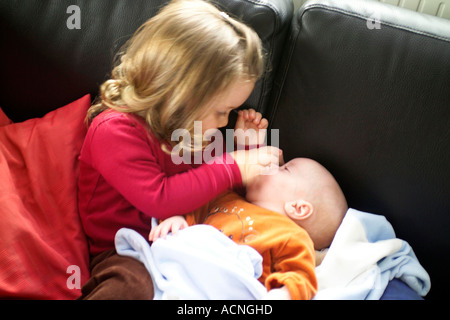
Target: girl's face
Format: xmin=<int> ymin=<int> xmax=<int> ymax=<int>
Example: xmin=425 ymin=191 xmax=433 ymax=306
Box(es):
xmin=200 ymin=79 xmax=255 ymax=132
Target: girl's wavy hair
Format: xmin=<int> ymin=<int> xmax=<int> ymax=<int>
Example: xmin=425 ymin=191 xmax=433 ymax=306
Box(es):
xmin=86 ymin=0 xmax=264 ymax=152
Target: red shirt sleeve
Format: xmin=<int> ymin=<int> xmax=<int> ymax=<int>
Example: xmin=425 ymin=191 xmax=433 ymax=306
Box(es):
xmin=87 ymin=114 xmax=242 ymax=220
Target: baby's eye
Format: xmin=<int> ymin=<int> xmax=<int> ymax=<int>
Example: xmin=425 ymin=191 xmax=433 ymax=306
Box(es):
xmin=217 ymin=111 xmax=228 ymax=117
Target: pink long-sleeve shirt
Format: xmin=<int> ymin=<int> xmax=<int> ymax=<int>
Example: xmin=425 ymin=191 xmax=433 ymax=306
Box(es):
xmin=78 ymin=110 xmax=242 ymax=255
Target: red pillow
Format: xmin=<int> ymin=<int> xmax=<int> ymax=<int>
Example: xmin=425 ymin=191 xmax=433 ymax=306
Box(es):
xmin=0 ymin=95 xmax=91 ymax=299
xmin=0 ymin=107 xmax=13 ymax=126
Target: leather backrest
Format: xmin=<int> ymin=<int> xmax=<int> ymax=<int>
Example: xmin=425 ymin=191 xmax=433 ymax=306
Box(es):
xmin=270 ymin=0 xmax=450 ymax=298
xmin=0 ymin=0 xmax=293 ymax=122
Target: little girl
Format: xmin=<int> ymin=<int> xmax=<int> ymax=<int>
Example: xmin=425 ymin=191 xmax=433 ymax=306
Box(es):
xmin=77 ymin=0 xmax=280 ymax=299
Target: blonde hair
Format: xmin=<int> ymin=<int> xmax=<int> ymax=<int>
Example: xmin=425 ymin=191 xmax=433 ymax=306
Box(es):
xmin=87 ymin=0 xmax=264 ymax=152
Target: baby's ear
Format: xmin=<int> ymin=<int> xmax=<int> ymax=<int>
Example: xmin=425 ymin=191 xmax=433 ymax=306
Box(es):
xmin=284 ymin=200 xmax=313 ymax=220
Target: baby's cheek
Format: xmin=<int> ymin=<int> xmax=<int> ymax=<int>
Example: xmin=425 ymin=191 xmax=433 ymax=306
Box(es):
xmin=247 ymin=175 xmax=272 ymax=200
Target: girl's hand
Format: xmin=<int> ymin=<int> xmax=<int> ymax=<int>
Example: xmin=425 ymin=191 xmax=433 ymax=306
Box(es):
xmin=234 ymin=108 xmax=268 ymax=146
xmin=230 ymin=145 xmax=282 ymax=185
xmin=149 ymin=215 xmax=188 ymax=242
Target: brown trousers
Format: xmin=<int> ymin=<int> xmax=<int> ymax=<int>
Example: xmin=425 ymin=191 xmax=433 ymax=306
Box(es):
xmin=78 ymin=249 xmax=154 ymax=300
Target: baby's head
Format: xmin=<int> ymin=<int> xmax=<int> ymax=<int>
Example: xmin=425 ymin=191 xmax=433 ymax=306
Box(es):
xmin=246 ymin=158 xmax=348 ymax=250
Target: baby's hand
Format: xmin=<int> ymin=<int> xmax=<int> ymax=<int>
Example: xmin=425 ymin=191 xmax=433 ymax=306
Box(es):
xmin=261 ymin=286 xmax=292 ymax=300
xmin=148 ymin=215 xmax=188 ymax=242
xmin=234 ymin=108 xmax=268 ymax=146
xmin=315 ymin=249 xmax=328 ymax=266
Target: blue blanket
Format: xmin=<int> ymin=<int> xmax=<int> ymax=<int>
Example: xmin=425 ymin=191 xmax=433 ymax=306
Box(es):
xmin=115 ymin=209 xmax=430 ymax=300
xmin=313 ymin=209 xmax=431 ymax=300
xmin=115 ymin=225 xmax=267 ymax=300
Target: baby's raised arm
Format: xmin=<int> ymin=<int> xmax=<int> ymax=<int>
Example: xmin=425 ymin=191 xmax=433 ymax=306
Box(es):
xmin=234 ymin=108 xmax=268 ymax=146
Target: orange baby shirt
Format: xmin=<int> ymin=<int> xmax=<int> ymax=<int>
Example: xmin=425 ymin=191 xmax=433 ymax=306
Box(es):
xmin=188 ymin=192 xmax=318 ymax=300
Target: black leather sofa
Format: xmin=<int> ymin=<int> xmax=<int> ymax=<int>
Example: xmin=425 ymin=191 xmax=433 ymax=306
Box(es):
xmin=1 ymin=0 xmax=448 ymax=299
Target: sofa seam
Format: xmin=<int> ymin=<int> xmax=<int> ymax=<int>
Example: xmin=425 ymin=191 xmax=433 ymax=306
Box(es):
xmin=239 ymin=0 xmax=284 ymax=114
xmin=304 ymin=3 xmax=450 ymax=43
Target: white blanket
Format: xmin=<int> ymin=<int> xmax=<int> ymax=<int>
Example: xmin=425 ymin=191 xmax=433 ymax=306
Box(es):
xmin=313 ymin=208 xmax=431 ymax=300
xmin=115 ymin=225 xmax=267 ymax=300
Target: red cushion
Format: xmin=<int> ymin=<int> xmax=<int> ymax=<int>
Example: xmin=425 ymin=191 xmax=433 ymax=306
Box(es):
xmin=0 ymin=107 xmax=13 ymax=126
xmin=0 ymin=95 xmax=91 ymax=299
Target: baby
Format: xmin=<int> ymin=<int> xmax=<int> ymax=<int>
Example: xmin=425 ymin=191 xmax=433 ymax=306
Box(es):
xmin=150 ymin=157 xmax=348 ymax=299
xmin=246 ymin=157 xmax=348 ymax=251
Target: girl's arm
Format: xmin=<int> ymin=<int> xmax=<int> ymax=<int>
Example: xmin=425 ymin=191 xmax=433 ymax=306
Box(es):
xmin=87 ymin=115 xmax=280 ymax=220
xmin=88 ymin=115 xmax=241 ymax=220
